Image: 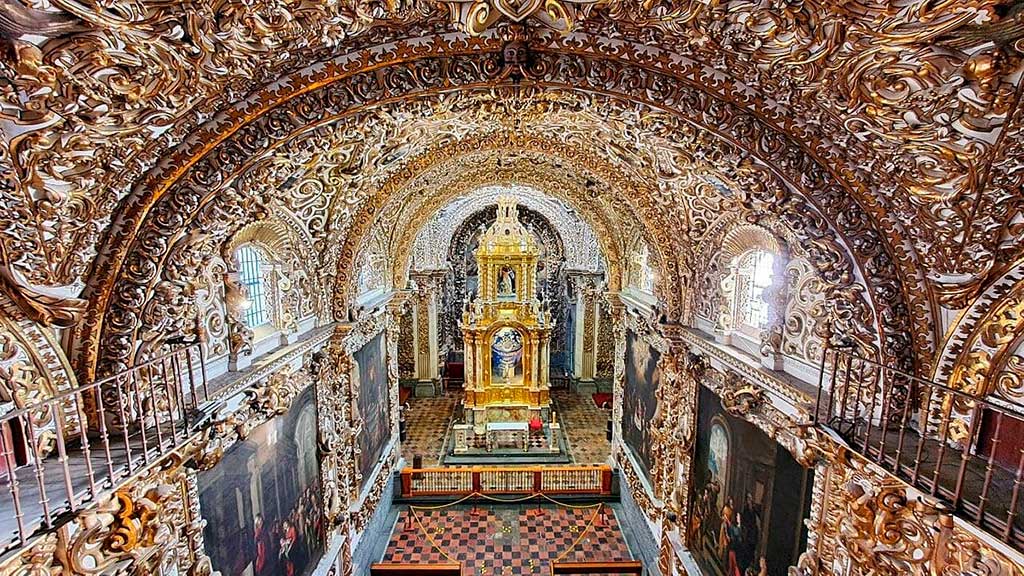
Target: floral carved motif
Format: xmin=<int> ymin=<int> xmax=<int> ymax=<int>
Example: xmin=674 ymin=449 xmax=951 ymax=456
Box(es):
xmin=69 ymin=47 xmax=921 ymax=386
xmin=818 ymin=449 xmax=1023 ymax=576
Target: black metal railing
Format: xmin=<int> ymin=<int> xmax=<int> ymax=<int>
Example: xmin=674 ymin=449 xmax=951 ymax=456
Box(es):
xmin=815 ymin=347 xmax=1024 ymax=549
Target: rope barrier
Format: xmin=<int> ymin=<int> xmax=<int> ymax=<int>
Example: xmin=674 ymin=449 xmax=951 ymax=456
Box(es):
xmin=409 ymin=507 xmax=458 ymax=565
xmin=551 ymin=504 xmax=603 ymax=564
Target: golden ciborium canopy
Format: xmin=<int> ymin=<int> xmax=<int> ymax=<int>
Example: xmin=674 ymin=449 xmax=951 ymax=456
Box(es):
xmin=461 ymin=196 xmax=553 ymax=425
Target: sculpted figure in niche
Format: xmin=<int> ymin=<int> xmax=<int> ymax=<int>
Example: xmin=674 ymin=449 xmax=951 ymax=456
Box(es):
xmin=499 ymin=266 xmax=516 ymax=296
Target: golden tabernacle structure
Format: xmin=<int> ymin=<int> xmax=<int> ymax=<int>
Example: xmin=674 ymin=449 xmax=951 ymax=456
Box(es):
xmin=461 ymin=197 xmax=553 ymax=427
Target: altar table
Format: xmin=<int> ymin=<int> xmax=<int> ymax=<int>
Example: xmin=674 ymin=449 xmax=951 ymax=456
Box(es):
xmin=485 ymin=422 xmax=529 ymax=452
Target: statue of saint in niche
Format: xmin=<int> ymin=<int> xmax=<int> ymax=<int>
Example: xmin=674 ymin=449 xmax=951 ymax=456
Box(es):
xmin=499 ymin=266 xmax=516 ymax=296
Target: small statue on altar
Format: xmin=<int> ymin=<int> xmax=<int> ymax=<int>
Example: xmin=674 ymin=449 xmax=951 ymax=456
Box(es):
xmin=499 ymin=266 xmax=516 ymax=295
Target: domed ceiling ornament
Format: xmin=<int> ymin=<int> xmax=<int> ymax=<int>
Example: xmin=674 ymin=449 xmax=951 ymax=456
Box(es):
xmin=443 ymin=0 xmax=602 ymax=34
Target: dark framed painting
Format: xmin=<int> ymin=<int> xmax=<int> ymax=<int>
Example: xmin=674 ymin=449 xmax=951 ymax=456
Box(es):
xmin=198 ymin=386 xmax=325 ymax=576
xmin=623 ymin=329 xmax=660 ymax=479
xmin=689 ymin=385 xmax=813 ymax=576
xmin=355 ymin=332 xmax=390 ymax=488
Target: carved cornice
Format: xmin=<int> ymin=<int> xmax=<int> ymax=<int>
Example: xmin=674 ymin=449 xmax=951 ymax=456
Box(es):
xmin=207 ymin=324 xmax=334 ymax=402
xmin=680 ymin=326 xmax=816 ymax=408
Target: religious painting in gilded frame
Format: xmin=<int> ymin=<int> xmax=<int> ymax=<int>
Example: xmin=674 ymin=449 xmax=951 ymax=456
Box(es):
xmin=198 ymin=386 xmax=326 ymax=576
xmin=623 ymin=329 xmax=660 ymax=479
xmin=355 ymin=332 xmax=391 ymax=488
xmin=689 ymin=385 xmax=812 ymax=576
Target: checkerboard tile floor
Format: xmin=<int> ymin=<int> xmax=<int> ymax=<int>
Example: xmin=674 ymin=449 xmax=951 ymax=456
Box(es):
xmin=551 ymin=390 xmax=611 ymax=464
xmin=383 ymin=504 xmax=633 ymax=575
xmin=401 ymin=391 xmax=459 ymax=465
xmin=400 ymin=389 xmax=611 ymax=465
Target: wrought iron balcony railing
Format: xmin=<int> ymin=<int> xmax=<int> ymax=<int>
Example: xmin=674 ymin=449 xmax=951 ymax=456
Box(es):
xmin=0 ymin=343 xmax=209 ymax=554
xmin=815 ymin=347 xmax=1024 ymax=550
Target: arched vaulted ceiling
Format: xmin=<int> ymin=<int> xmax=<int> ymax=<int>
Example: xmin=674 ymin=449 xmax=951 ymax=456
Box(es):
xmin=1 ymin=1 xmax=1021 ymax=386
xmin=411 ymin=185 xmax=603 ymax=273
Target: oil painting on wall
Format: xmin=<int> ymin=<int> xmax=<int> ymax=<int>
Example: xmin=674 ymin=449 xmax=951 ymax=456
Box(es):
xmin=198 ymin=386 xmax=325 ymax=576
xmin=623 ymin=330 xmax=660 ymax=479
xmin=355 ymin=332 xmax=391 ymax=488
xmin=689 ymin=385 xmax=812 ymax=576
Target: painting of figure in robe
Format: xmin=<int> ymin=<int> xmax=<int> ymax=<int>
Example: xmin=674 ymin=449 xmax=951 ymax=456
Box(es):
xmin=355 ymin=332 xmax=391 ymax=488
xmin=198 ymin=386 xmax=325 ymax=576
xmin=689 ymin=385 xmax=812 ymax=576
xmin=623 ymin=330 xmax=659 ymax=479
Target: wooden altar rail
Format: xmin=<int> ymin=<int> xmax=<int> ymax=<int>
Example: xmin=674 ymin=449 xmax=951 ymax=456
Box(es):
xmin=370 ymin=563 xmax=462 ymax=575
xmin=550 ymin=561 xmax=643 ymax=574
xmin=400 ymin=465 xmax=612 ymax=498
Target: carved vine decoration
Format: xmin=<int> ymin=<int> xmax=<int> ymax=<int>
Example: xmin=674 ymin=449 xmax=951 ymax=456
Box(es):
xmin=2 ymin=5 xmax=1019 ymax=410
xmin=413 ymin=184 xmax=599 ymax=272
xmin=817 ymin=449 xmax=1023 ymax=576
xmin=2 ymin=2 xmax=1015 ymax=294
xmin=936 ymin=261 xmax=1024 ymax=415
xmin=0 ymin=292 xmax=81 ymax=449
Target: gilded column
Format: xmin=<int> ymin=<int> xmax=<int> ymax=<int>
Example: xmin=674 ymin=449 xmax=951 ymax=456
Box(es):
xmin=386 ymin=294 xmax=408 ymax=444
xmin=316 ymin=325 xmax=357 ymax=522
xmin=464 ymin=332 xmax=475 ymax=392
xmin=650 ymin=324 xmax=705 ymax=534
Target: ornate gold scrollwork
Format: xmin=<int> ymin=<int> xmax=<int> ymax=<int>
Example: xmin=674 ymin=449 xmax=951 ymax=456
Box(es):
xmin=719 ymin=374 xmax=766 ymax=417
xmin=0 ymin=454 xmax=210 ymax=576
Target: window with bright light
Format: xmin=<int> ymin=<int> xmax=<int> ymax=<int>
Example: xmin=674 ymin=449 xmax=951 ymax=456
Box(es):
xmin=735 ymin=250 xmax=774 ymax=336
xmin=236 ymin=245 xmax=269 ymax=328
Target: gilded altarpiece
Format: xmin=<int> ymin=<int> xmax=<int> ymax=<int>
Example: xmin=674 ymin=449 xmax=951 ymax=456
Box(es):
xmin=461 ymin=198 xmax=553 ymax=425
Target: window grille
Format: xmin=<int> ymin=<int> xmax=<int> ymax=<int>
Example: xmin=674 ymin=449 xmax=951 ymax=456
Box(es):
xmin=236 ymin=245 xmax=269 ymax=328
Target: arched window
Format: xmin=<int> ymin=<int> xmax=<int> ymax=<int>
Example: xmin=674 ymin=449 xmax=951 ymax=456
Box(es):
xmin=734 ymin=249 xmax=774 ymax=337
xmin=236 ymin=245 xmax=269 ymax=328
